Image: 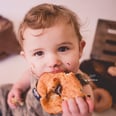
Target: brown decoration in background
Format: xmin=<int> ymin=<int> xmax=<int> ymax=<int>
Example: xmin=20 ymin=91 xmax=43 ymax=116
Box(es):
xmin=91 ymin=19 xmax=116 ymax=63
xmin=80 ymin=19 xmax=116 ymax=111
xmin=0 ymin=15 xmax=21 ymax=60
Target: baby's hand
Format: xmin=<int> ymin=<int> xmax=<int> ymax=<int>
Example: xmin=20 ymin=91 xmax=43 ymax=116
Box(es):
xmin=62 ymin=96 xmax=94 ymax=116
xmin=7 ymin=86 xmax=24 ymax=109
xmin=11 ymin=97 xmax=24 ymax=107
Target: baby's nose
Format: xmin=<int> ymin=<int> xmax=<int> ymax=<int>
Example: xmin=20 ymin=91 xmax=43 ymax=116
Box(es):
xmin=48 ymin=54 xmax=61 ymax=68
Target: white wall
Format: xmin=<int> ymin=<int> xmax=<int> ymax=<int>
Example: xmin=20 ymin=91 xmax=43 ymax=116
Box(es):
xmin=0 ymin=0 xmax=116 ymax=84
xmin=0 ymin=0 xmax=116 ymax=60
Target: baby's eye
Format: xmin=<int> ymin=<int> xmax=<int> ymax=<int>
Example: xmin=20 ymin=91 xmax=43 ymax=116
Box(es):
xmin=33 ymin=51 xmax=44 ymax=56
xmin=58 ymin=46 xmax=69 ymax=52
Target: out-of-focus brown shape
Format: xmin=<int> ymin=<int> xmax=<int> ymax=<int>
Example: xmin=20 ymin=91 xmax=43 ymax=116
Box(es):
xmin=91 ymin=19 xmax=116 ymax=63
xmin=0 ymin=15 xmax=21 ymax=60
xmin=80 ymin=19 xmax=116 ymax=112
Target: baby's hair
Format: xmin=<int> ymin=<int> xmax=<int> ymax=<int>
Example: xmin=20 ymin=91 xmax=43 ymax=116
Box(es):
xmin=18 ymin=3 xmax=82 ymax=49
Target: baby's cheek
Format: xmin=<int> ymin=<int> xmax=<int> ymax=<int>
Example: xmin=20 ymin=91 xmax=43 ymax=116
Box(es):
xmin=32 ymin=65 xmax=43 ymax=77
xmin=66 ymin=61 xmax=79 ymax=72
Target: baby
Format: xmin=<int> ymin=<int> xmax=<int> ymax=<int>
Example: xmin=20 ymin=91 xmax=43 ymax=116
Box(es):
xmin=6 ymin=3 xmax=94 ymax=116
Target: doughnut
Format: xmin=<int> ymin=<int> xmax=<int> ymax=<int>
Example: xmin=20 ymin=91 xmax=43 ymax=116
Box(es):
xmin=107 ymin=66 xmax=116 ymax=77
xmin=93 ymin=88 xmax=112 ymax=112
xmin=35 ymin=72 xmax=86 ymax=114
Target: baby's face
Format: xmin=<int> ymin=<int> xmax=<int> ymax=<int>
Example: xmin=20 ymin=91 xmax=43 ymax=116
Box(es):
xmin=22 ymin=23 xmax=85 ymax=77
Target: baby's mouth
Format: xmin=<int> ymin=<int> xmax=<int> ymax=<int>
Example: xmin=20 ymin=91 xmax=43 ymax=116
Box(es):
xmin=64 ymin=70 xmax=70 ymax=73
xmin=51 ymin=69 xmax=70 ymax=73
xmin=51 ymin=70 xmax=63 ymax=73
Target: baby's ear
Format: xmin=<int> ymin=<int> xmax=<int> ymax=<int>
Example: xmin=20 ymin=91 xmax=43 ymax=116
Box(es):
xmin=80 ymin=40 xmax=86 ymax=49
xmin=20 ymin=51 xmax=25 ymax=57
xmin=79 ymin=40 xmax=86 ymax=58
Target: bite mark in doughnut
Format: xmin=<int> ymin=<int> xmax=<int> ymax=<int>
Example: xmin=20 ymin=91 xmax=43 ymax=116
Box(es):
xmin=36 ymin=72 xmax=85 ymax=114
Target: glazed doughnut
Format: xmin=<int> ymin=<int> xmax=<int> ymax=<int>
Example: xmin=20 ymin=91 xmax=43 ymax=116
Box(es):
xmin=94 ymin=88 xmax=112 ymax=112
xmin=36 ymin=72 xmax=85 ymax=114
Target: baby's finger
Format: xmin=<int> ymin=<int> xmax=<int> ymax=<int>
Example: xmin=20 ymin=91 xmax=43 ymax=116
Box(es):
xmin=86 ymin=96 xmax=94 ymax=113
xmin=75 ymin=97 xmax=89 ymax=114
xmin=7 ymin=97 xmax=17 ymax=109
xmin=68 ymin=98 xmax=80 ymax=115
xmin=62 ymin=100 xmax=71 ymax=115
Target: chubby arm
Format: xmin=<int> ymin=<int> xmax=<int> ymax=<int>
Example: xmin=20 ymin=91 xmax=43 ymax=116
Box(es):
xmin=7 ymin=68 xmax=32 ymax=109
xmin=13 ymin=69 xmax=31 ymax=92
